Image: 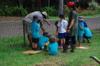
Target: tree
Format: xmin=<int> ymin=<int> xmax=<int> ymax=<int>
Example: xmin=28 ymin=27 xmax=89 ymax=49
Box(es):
xmin=59 ymin=0 xmax=64 ymax=15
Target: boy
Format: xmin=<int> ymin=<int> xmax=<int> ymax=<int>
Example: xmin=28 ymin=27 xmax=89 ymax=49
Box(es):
xmin=48 ymin=36 xmax=58 ymax=55
xmin=31 ymin=16 xmax=42 ymax=50
xmin=83 ymin=23 xmax=92 ymax=43
xmin=38 ymin=32 xmax=49 ymax=50
xmin=78 ymin=16 xmax=85 ymax=47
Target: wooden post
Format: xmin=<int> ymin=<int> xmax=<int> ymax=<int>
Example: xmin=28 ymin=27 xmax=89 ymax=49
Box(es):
xmin=23 ymin=21 xmax=26 ymax=46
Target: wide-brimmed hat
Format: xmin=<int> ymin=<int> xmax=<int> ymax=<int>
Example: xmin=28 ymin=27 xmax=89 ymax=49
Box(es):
xmin=42 ymin=11 xmax=48 ymax=17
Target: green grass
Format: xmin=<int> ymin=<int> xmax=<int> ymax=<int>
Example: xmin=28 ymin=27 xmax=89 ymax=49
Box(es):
xmin=0 ymin=31 xmax=100 ymax=66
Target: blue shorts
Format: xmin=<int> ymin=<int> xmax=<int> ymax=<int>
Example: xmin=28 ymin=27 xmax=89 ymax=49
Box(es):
xmin=58 ymin=33 xmax=67 ymax=39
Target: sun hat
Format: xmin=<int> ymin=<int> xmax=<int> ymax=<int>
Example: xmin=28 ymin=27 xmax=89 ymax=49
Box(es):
xmin=42 ymin=11 xmax=48 ymax=17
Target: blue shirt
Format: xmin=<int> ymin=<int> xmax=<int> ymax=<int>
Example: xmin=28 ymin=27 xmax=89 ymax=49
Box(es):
xmin=48 ymin=42 xmax=58 ymax=55
xmin=78 ymin=20 xmax=85 ymax=37
xmin=38 ymin=36 xmax=49 ymax=49
xmin=84 ymin=27 xmax=92 ymax=37
xmin=31 ymin=21 xmax=41 ymax=38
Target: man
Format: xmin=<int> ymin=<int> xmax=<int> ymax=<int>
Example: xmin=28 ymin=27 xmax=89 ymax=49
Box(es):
xmin=23 ymin=11 xmax=50 ymax=46
xmin=63 ymin=0 xmax=89 ymax=52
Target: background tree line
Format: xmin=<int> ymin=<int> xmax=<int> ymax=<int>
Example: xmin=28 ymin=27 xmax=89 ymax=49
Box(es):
xmin=0 ymin=0 xmax=100 ymax=16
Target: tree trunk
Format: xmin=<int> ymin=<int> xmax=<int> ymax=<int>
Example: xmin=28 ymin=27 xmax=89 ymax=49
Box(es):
xmin=59 ymin=0 xmax=64 ymax=15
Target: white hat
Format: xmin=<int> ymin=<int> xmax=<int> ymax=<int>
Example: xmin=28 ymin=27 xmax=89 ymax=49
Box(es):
xmin=42 ymin=11 xmax=48 ymax=17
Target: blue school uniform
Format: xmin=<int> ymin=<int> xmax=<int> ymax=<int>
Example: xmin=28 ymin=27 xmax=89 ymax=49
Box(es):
xmin=84 ymin=27 xmax=92 ymax=38
xmin=78 ymin=20 xmax=85 ymax=37
xmin=38 ymin=36 xmax=49 ymax=49
xmin=48 ymin=42 xmax=58 ymax=55
xmin=31 ymin=21 xmax=41 ymax=38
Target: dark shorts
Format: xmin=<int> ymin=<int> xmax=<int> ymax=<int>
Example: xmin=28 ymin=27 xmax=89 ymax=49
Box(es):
xmin=58 ymin=33 xmax=67 ymax=39
xmin=32 ymin=38 xmax=39 ymax=43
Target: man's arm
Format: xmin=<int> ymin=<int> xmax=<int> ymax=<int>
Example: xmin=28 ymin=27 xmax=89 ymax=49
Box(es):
xmin=43 ymin=19 xmax=50 ymax=25
xmin=68 ymin=19 xmax=75 ymax=30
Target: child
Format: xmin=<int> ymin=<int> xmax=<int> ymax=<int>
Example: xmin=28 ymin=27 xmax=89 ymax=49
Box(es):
xmin=48 ymin=36 xmax=58 ymax=55
xmin=31 ymin=16 xmax=42 ymax=50
xmin=78 ymin=16 xmax=85 ymax=47
xmin=57 ymin=14 xmax=68 ymax=48
xmin=38 ymin=32 xmax=49 ymax=50
xmin=83 ymin=22 xmax=92 ymax=43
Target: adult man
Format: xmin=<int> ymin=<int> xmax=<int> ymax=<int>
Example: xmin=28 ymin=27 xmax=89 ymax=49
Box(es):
xmin=23 ymin=11 xmax=50 ymax=46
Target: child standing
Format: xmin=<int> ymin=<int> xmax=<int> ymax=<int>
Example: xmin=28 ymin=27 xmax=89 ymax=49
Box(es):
xmin=78 ymin=16 xmax=85 ymax=47
xmin=57 ymin=14 xmax=68 ymax=48
xmin=48 ymin=36 xmax=58 ymax=55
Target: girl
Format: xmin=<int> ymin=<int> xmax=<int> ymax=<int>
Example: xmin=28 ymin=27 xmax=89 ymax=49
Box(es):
xmin=57 ymin=14 xmax=68 ymax=48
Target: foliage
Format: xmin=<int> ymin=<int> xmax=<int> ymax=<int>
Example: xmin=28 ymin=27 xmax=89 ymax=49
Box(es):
xmin=41 ymin=6 xmax=58 ymax=16
xmin=89 ymin=0 xmax=99 ymax=10
xmin=80 ymin=7 xmax=100 ymax=16
xmin=0 ymin=6 xmax=28 ymax=16
xmin=11 ymin=6 xmax=28 ymax=16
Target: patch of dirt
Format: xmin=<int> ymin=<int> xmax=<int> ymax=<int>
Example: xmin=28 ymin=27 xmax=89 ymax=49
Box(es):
xmin=35 ymin=61 xmax=66 ymax=66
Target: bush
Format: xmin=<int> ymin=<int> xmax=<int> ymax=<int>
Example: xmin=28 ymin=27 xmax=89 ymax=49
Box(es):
xmin=41 ymin=6 xmax=57 ymax=16
xmin=12 ymin=6 xmax=28 ymax=16
xmin=80 ymin=6 xmax=100 ymax=16
xmin=0 ymin=9 xmax=5 ymax=16
xmin=0 ymin=6 xmax=28 ymax=16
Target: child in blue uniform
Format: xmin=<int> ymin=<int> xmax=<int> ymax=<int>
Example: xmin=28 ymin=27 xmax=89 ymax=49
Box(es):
xmin=38 ymin=32 xmax=49 ymax=50
xmin=48 ymin=36 xmax=58 ymax=55
xmin=83 ymin=23 xmax=92 ymax=43
xmin=78 ymin=16 xmax=85 ymax=46
xmin=31 ymin=16 xmax=42 ymax=50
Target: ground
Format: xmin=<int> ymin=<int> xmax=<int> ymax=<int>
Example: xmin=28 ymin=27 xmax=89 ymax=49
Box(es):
xmin=0 ymin=16 xmax=100 ymax=66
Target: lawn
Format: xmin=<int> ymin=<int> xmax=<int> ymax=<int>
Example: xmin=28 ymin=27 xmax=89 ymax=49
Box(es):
xmin=0 ymin=30 xmax=100 ymax=66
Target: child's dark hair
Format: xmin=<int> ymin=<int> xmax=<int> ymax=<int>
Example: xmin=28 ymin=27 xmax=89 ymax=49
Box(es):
xmin=43 ymin=32 xmax=51 ymax=37
xmin=49 ymin=35 xmax=57 ymax=43
xmin=59 ymin=14 xmax=65 ymax=19
xmin=33 ymin=16 xmax=38 ymax=20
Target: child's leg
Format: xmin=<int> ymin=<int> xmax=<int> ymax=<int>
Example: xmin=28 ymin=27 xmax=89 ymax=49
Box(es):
xmin=31 ymin=38 xmax=39 ymax=50
xmin=63 ymin=37 xmax=69 ymax=52
xmin=78 ymin=36 xmax=83 ymax=47
xmin=27 ymin=34 xmax=32 ymax=47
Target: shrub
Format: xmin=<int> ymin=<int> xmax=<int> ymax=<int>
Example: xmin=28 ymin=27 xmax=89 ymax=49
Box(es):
xmin=0 ymin=6 xmax=28 ymax=16
xmin=12 ymin=6 xmax=28 ymax=16
xmin=41 ymin=6 xmax=57 ymax=16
